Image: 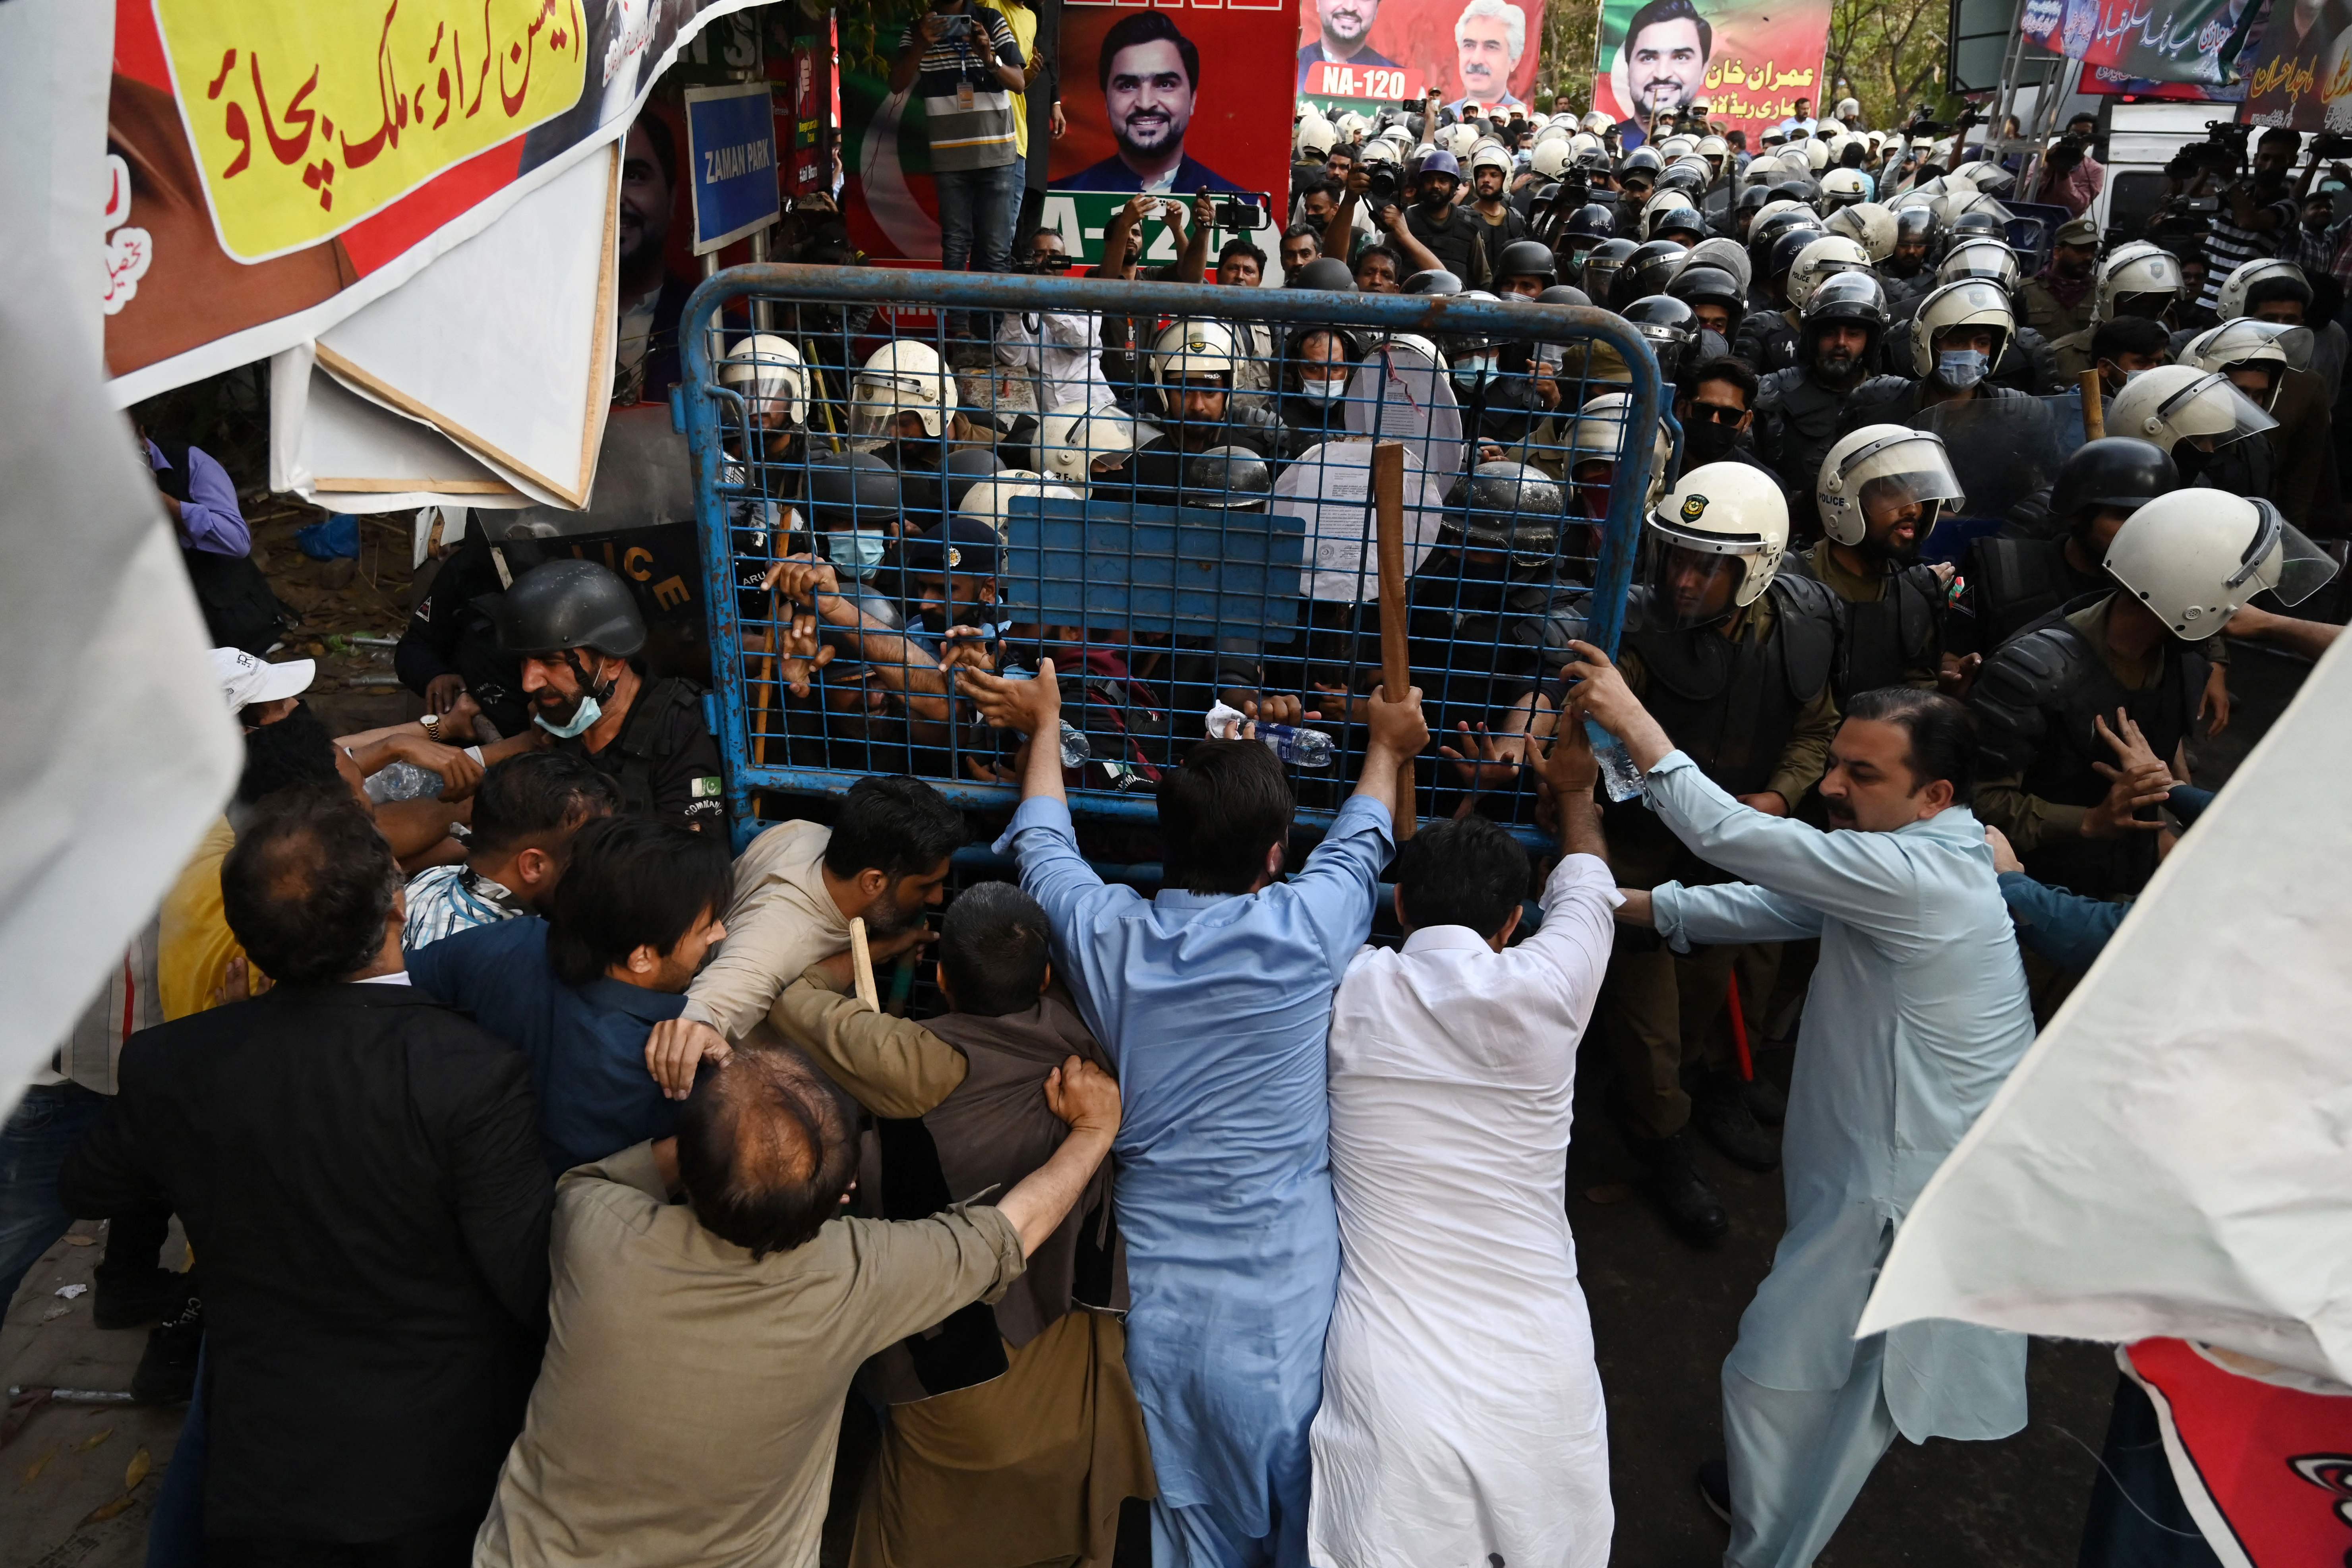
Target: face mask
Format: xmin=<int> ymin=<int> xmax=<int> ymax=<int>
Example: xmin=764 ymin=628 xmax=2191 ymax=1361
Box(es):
xmin=535 ymin=691 xmax=603 ymax=739
xmin=1453 ymin=354 xmax=1498 ymax=385
xmin=1300 ymin=377 xmax=1346 ymax=402
xmin=823 ymin=529 xmax=890 ymax=580
xmin=1936 ymin=348 xmax=1989 ymax=389
xmin=1685 ymin=418 xmax=1739 ymax=463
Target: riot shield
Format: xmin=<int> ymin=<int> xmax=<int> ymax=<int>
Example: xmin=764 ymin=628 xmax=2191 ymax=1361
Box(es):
xmin=1270 ymin=440 xmax=1448 ymax=605
xmin=1344 ymin=339 xmax=1464 ymax=472
xmin=1913 ymin=393 xmax=2068 ymax=553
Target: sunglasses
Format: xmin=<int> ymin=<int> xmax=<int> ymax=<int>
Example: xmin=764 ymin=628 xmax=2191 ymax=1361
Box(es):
xmin=1686 ymin=402 xmax=1746 ymax=425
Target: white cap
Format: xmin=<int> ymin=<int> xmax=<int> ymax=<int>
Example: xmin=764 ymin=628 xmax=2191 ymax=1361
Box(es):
xmin=213 ymin=647 xmax=315 ymax=710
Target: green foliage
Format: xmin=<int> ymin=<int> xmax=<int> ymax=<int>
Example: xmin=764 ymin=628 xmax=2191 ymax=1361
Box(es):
xmin=1535 ymin=0 xmax=1603 ymax=116
xmin=840 ymin=0 xmax=930 ymax=80
xmin=1822 ymin=0 xmax=1955 ymax=128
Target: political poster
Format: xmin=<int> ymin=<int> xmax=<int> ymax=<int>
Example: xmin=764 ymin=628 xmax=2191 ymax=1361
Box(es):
xmin=2017 ymin=0 xmax=2251 ymax=89
xmin=2239 ymin=0 xmax=2352 ymax=129
xmin=1296 ymin=0 xmax=1545 ymax=117
xmin=846 ymin=0 xmax=1292 ymax=274
xmin=105 ymin=0 xmax=769 ymax=404
xmin=1589 ymin=0 xmax=1832 ymax=145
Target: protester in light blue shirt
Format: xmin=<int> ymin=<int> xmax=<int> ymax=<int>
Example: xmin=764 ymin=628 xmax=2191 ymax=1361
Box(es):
xmin=964 ymin=656 xmax=1428 ymax=1568
xmin=1567 ymin=656 xmax=2037 ymax=1568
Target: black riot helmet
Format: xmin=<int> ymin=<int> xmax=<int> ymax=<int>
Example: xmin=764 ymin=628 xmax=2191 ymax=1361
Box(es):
xmin=1766 ymin=224 xmax=1828 ymax=289
xmin=1751 ymin=213 xmax=1823 ymax=283
xmin=1497 ymin=238 xmax=1558 ymax=286
xmin=1563 ymin=202 xmax=1618 ymax=242
xmin=800 ymin=449 xmax=903 ymax=532
xmin=1294 ymin=256 xmax=1358 ymax=292
xmin=1950 ymin=209 xmax=2007 ymax=248
xmin=1667 ymin=264 xmax=1746 ymax=319
xmin=1611 ymin=240 xmax=1689 ymax=310
xmin=1181 ymin=444 xmax=1273 ymax=510
xmin=1771 ymin=178 xmax=1820 ymax=207
xmin=1536 ymin=283 xmax=1593 ymax=309
xmin=1656 ymin=161 xmax=1708 ymax=197
xmin=943 ymin=446 xmax=1002 ymax=510
xmin=1619 ymin=145 xmax=1665 ymax=181
xmin=1797 ymin=269 xmax=1890 ymax=358
xmin=1623 ymin=295 xmax=1700 ymax=381
xmin=2049 ymin=437 xmax=2180 ymax=526
xmin=1581 ymin=237 xmax=1638 ymax=300
xmin=1403 ymin=268 xmax=1465 ymax=296
xmin=497 ymin=559 xmax=648 ymax=659
xmin=1441 ymin=460 xmax=1567 ymax=563
xmin=1893 ymin=204 xmax=1941 ymax=251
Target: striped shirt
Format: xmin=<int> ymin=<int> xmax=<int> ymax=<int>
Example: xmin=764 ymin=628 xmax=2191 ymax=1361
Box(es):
xmin=2200 ymin=199 xmax=2294 ymax=311
xmin=404 ymin=864 xmax=526 ymax=951
xmin=900 ymin=9 xmax=1022 ymax=173
xmin=29 ymin=920 xmax=162 ymax=1094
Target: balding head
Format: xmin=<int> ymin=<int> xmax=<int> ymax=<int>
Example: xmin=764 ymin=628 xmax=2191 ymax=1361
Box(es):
xmin=675 ymin=1048 xmax=858 ymax=1259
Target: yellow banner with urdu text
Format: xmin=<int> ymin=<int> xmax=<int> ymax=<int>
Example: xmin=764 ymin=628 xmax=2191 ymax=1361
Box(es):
xmin=153 ymin=0 xmax=588 ymax=261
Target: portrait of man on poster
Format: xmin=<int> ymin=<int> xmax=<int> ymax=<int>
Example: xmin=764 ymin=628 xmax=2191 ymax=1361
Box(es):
xmin=1066 ymin=11 xmax=1248 ymax=193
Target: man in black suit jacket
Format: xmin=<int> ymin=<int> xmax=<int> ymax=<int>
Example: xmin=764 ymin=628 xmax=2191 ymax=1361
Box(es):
xmin=64 ymin=783 xmax=552 ymax=1564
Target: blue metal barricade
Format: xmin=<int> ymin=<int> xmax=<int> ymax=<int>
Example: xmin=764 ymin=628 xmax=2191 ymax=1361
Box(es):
xmin=674 ymin=264 xmax=1665 ymax=849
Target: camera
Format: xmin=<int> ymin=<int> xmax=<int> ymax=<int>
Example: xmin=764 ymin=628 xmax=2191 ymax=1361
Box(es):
xmin=2314 ymin=131 xmax=2352 ymax=158
xmin=1366 ymin=166 xmax=1400 ymax=205
xmin=1214 ymin=199 xmax=1265 ymax=230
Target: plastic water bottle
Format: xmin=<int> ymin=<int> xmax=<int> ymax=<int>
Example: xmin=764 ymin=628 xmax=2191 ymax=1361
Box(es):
xmin=1589 ymin=719 xmax=1644 ymax=803
xmin=1058 ymin=719 xmax=1092 ymax=769
xmin=1255 ymin=722 xmax=1336 ymax=769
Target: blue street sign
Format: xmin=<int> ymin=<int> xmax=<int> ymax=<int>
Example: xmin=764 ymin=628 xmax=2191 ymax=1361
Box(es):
xmin=683 ymin=83 xmax=779 ymax=255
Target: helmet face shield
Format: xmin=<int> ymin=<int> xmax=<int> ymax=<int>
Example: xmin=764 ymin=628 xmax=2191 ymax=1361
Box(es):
xmin=849 ymin=369 xmax=941 ymax=442
xmin=2155 ymin=371 xmax=2278 ymax=449
xmin=2240 ymin=503 xmax=2338 ymax=605
xmin=1637 ymin=516 xmax=1767 ymax=628
xmin=1840 ymin=435 xmax=1965 ymax=555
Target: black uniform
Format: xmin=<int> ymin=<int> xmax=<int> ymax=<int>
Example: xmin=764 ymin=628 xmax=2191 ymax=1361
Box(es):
xmin=561 ymin=675 xmax=729 ymax=833
xmin=1403 ymin=203 xmax=1492 ymax=285
xmin=396 ymin=531 xmax=531 ymax=738
xmin=1754 ymin=365 xmax=1910 ymax=523
xmin=1733 ymin=307 xmax=1801 ymax=373
xmin=1969 ymin=595 xmax=2205 ymax=899
xmin=1956 ymin=532 xmax=2106 ymax=655
xmin=1784 ymin=541 xmax=1946 ymax=699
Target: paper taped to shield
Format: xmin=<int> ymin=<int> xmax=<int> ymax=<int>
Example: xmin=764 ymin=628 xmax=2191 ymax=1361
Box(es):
xmin=1272 ymin=441 xmax=1446 ymax=602
xmin=1345 ymin=341 xmax=1462 ymax=472
xmin=1859 ymin=634 xmax=2352 ymax=1386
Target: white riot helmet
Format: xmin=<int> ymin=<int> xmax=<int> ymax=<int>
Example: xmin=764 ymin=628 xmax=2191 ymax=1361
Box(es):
xmin=1657 ymin=135 xmax=1698 ymax=160
xmin=1751 ymin=198 xmax=1810 ymax=232
xmin=1566 ymin=392 xmax=1672 ymax=507
xmin=1531 ymin=138 xmax=1574 ymax=178
xmin=718 ymin=333 xmax=807 ymax=429
xmin=1937 ymin=236 xmax=2021 ymax=291
xmin=1818 ymin=167 xmax=1870 ymax=211
xmin=2106 ymin=365 xmax=2279 ymax=455
xmin=1529 ymin=111 xmax=1552 ymax=130
xmin=2178 ymin=319 xmax=2316 ymax=411
xmin=1787 ymin=235 xmax=1871 ymax=309
xmin=1471 ymin=143 xmax=1514 ymax=179
xmin=1444 ymin=122 xmax=1483 ymax=159
xmin=1826 ymin=201 xmax=1897 ymax=263
xmin=2105 ymin=491 xmax=2337 ymax=639
xmin=958 ymin=470 xmax=1079 ymax=543
xmin=1036 ymin=403 xmax=1139 ymax=487
xmin=1336 ymin=110 xmax=1370 ymax=138
xmin=1804 ymin=136 xmax=1832 ymax=171
xmin=2092 ymin=241 xmax=2184 ymax=324
xmin=1817 ymin=117 xmax=1846 ymax=137
xmin=1152 ymin=318 xmax=1238 ymax=388
xmin=2214 ymin=256 xmax=2310 ymax=321
xmin=1296 ymin=117 xmax=1338 ymax=160
xmin=1908 ymin=278 xmax=2014 ymax=380
xmin=1836 ymin=97 xmax=1861 ymax=120
xmin=1698 ymin=134 xmax=1729 ymax=163
xmin=850 ymin=339 xmax=948 ymax=441
xmin=1567 ymin=130 xmax=1606 ymax=159
xmin=1642 ymin=462 xmax=1792 ymax=623
xmin=1814 ymin=425 xmax=1965 ymax=549
xmin=1582 ymin=110 xmax=1614 ymax=135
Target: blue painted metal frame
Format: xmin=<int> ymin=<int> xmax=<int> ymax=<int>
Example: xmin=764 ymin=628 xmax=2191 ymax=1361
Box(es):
xmin=677 ymin=263 xmax=1663 ymax=852
xmin=1003 ymin=495 xmax=1308 ymax=642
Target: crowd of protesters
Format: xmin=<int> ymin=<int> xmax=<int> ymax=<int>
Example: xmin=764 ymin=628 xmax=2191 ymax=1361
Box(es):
xmin=8 ymin=76 xmax=2349 ymax=1568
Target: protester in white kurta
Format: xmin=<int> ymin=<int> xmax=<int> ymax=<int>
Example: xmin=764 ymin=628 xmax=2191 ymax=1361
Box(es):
xmin=1310 ymin=745 xmax=1620 ymax=1568
xmin=1568 ymin=655 xmax=2039 ymax=1568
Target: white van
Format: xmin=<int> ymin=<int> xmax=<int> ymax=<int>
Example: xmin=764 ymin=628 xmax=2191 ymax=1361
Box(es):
xmin=2093 ymin=99 xmax=2235 ymax=241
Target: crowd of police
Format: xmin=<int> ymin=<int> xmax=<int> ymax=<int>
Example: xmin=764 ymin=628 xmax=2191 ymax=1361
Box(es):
xmin=397 ymin=93 xmax=2345 ymax=1243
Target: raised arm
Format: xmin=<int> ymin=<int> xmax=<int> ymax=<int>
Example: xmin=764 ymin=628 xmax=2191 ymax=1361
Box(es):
xmin=995 ymin=1056 xmax=1120 ymax=1256
xmin=765 ymin=963 xmax=971 ymax=1118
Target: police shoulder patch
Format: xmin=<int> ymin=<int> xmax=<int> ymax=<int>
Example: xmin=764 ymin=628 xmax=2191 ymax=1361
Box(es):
xmin=690 ymin=775 xmax=723 ymax=799
xmin=1681 ymin=493 xmax=1708 ymax=522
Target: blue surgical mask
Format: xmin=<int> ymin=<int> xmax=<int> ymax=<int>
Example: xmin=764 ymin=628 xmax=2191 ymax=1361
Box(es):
xmin=1936 ymin=348 xmax=1989 ymax=389
xmin=823 ymin=529 xmax=890 ymax=579
xmin=1453 ymin=354 xmax=1498 ymax=385
xmin=534 ymin=692 xmax=603 ymax=739
xmin=1300 ymin=377 xmax=1346 ymax=402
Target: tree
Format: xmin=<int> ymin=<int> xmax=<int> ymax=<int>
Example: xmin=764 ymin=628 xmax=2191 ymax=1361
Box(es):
xmin=1824 ymin=0 xmax=1950 ymax=127
xmin=1536 ymin=0 xmax=1603 ymax=115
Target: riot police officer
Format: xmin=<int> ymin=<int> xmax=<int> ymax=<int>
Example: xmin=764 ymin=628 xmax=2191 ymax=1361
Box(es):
xmin=2106 ymin=363 xmax=2278 ymax=504
xmin=1970 ymin=491 xmax=2335 ymax=914
xmin=1891 ymin=238 xmax=2057 ymax=392
xmin=1754 ymin=271 xmax=1907 ymax=525
xmin=1733 ymin=224 xmax=1827 ymax=373
xmin=2047 ymin=241 xmax=2185 ymax=381
xmin=498 ymin=560 xmax=728 ymax=832
xmin=397 ymin=523 xmax=531 ymax=737
xmin=1131 ymin=319 xmax=1291 ymax=502
xmin=1598 ymin=462 xmax=1844 ymax=1241
xmin=1788 ymin=424 xmax=1964 ymax=698
xmin=1959 ymin=436 xmax=2179 ymax=656
xmin=1839 ymin=278 xmax=2045 ymax=429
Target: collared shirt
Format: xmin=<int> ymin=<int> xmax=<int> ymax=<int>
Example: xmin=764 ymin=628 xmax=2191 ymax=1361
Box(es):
xmin=1310 ymin=853 xmax=1620 ymax=1568
xmin=474 ymin=1141 xmax=1025 ymax=1568
xmin=682 ymin=819 xmax=851 ymax=1041
xmin=401 ymin=863 xmax=525 ymax=950
xmin=994 ymin=307 xmax=1116 ymax=416
xmin=145 ymin=438 xmax=250 ymax=557
xmin=994 ymin=790 xmax=1393 ymax=1532
xmin=899 ymin=8 xmax=1022 ymax=172
xmin=1644 ymin=750 xmax=2037 ymax=1442
xmin=407 ymin=918 xmax=689 ymax=1173
xmin=2202 ymin=198 xmax=2296 ymax=311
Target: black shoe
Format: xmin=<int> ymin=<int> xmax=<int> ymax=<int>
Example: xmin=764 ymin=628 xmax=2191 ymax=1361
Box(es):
xmin=1695 ymin=1075 xmax=1781 ymax=1172
xmin=1741 ymin=1074 xmax=1787 ymax=1127
xmin=1638 ymin=1131 xmax=1729 ymax=1244
xmin=92 ymin=1265 xmax=195 ymax=1330
xmin=1696 ymin=1456 xmax=1731 ymax=1524
xmin=132 ymin=1297 xmax=203 ymax=1405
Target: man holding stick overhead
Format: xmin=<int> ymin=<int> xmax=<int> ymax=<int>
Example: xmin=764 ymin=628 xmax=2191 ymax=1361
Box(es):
xmin=1562 ymin=642 xmax=2038 ymax=1568
xmin=963 ymin=655 xmax=1427 ymax=1568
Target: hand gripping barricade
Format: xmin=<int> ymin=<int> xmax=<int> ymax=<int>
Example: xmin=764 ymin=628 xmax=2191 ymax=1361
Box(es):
xmin=675 ymin=265 xmax=1665 ymax=854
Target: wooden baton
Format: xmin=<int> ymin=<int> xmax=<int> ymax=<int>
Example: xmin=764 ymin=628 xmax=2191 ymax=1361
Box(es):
xmin=847 ymin=917 xmax=880 ymax=1013
xmin=2080 ymin=368 xmax=2105 ymax=442
xmin=1371 ymin=441 xmax=1417 ymax=841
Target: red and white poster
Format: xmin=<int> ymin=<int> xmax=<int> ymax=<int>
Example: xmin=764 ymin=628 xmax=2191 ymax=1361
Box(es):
xmin=1298 ymin=0 xmax=1544 ymax=115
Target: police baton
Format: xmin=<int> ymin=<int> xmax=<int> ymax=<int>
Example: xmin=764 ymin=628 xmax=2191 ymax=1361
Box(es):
xmin=848 ymin=917 xmax=881 ymax=1013
xmin=1373 ymin=441 xmax=1419 ymax=841
xmin=2080 ymin=368 xmax=2105 ymax=442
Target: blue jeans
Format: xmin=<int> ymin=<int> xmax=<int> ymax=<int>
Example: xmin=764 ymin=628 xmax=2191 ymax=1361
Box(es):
xmin=936 ymin=160 xmax=1020 ymax=277
xmin=0 ymin=1081 xmax=107 ymax=1311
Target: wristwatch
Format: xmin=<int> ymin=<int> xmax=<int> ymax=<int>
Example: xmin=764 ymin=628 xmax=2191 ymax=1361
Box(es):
xmin=418 ymin=711 xmax=441 ymax=739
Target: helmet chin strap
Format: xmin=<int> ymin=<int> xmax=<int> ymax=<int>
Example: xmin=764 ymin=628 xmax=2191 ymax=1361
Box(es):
xmin=564 ymin=649 xmax=621 ymax=706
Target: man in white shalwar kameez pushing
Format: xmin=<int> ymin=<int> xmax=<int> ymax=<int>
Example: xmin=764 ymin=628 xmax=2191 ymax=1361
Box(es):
xmin=1311 ymin=722 xmax=1619 ymax=1568
xmin=1562 ymin=553 xmax=2039 ymax=1568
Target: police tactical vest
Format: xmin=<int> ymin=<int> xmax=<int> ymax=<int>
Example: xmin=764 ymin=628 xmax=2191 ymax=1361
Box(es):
xmin=1789 ymin=553 xmax=1943 ymax=700
xmin=1969 ymin=535 xmax=2079 ymax=652
xmin=608 ymin=676 xmax=706 ymax=818
xmin=1622 ymin=573 xmax=1840 ymax=799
